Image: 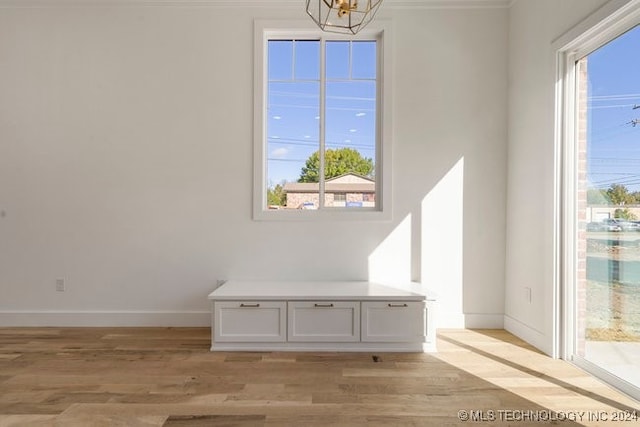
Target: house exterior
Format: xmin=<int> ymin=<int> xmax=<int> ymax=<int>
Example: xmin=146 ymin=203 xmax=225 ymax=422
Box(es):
xmin=283 ymin=173 xmax=375 ymax=209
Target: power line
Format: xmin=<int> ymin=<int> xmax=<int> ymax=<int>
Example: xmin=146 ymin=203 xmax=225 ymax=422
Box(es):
xmin=589 ymin=93 xmax=640 ymax=101
xmin=267 ymin=158 xmax=308 ymax=163
xmin=591 ymin=104 xmax=637 ymax=109
xmin=268 ymin=136 xmax=375 ymax=150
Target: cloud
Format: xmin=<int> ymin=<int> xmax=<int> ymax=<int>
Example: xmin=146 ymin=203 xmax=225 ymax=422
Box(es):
xmin=271 ymin=147 xmax=289 ymax=158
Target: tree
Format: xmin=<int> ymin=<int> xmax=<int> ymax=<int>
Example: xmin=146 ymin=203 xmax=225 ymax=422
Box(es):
xmin=267 ymin=183 xmax=286 ymax=207
xmin=606 ymin=184 xmax=633 ymax=205
xmin=614 ymin=208 xmax=637 ymax=220
xmin=298 ymin=148 xmax=374 ymax=183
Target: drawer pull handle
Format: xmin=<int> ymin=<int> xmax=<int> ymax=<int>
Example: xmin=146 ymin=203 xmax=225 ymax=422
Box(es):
xmin=388 ymin=303 xmax=408 ymax=308
xmin=314 ymin=303 xmax=334 ymax=308
xmin=240 ymin=303 xmax=260 ymax=308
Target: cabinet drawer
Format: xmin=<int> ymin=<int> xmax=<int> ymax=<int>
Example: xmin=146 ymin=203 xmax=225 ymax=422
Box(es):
xmin=214 ymin=301 xmax=286 ymax=342
xmin=288 ymin=301 xmax=360 ymax=342
xmin=361 ymin=301 xmax=426 ymax=342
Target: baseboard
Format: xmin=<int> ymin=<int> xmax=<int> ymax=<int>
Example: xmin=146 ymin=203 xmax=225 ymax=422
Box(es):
xmin=0 ymin=310 xmax=505 ymax=330
xmin=464 ymin=313 xmax=505 ymax=328
xmin=0 ymin=311 xmax=211 ymax=327
xmin=504 ymin=314 xmax=551 ymax=355
xmin=436 ymin=312 xmax=505 ymax=328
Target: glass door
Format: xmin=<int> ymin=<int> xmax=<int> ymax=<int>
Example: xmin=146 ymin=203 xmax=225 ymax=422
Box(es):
xmin=573 ymin=24 xmax=640 ymax=397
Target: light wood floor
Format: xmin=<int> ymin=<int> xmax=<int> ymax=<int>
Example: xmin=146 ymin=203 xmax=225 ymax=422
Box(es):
xmin=0 ymin=328 xmax=638 ymax=426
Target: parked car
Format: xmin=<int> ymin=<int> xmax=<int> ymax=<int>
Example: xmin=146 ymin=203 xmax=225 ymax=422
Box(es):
xmin=298 ymin=202 xmax=317 ymax=210
xmin=588 ymin=220 xmax=622 ymax=232
xmin=602 ymin=218 xmax=625 ymax=231
xmin=614 ymin=219 xmax=640 ymax=231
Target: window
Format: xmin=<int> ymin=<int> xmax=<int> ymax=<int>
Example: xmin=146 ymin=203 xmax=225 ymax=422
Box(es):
xmin=253 ymin=22 xmax=391 ymax=220
xmin=557 ymin=2 xmax=640 ymax=401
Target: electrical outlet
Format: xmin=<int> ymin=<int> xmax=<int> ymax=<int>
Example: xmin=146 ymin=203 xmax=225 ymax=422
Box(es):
xmin=56 ymin=278 xmax=65 ymax=292
xmin=524 ymin=287 xmax=532 ymax=303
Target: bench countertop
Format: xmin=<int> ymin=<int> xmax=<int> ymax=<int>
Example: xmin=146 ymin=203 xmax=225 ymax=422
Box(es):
xmin=208 ymin=280 xmax=436 ymax=301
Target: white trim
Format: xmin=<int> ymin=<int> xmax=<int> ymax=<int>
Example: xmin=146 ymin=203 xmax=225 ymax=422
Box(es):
xmin=0 ymin=0 xmax=512 ymax=9
xmin=0 ymin=311 xmax=210 ymax=327
xmin=552 ymin=0 xmax=637 ymax=54
xmin=464 ymin=314 xmax=504 ymax=329
xmin=252 ymin=20 xmax=393 ymax=222
xmin=435 ymin=313 xmax=504 ymax=329
xmin=573 ymin=356 xmax=640 ymax=402
xmin=387 ymin=0 xmax=511 ymax=8
xmin=556 ymin=46 xmax=579 ymax=361
xmin=504 ymin=315 xmax=551 ymax=355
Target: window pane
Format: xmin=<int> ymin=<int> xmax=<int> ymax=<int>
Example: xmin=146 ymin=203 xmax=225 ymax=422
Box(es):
xmin=326 ymin=41 xmax=350 ymax=80
xmin=294 ymin=40 xmax=320 ymax=80
xmin=267 ymin=80 xmax=320 ymax=209
xmin=268 ymin=41 xmax=293 ymax=81
xmin=576 ymin=25 xmax=640 ymax=389
xmin=324 ymin=80 xmax=376 ymax=208
xmin=262 ymin=36 xmax=381 ymax=213
xmin=352 ymin=41 xmax=376 ymax=79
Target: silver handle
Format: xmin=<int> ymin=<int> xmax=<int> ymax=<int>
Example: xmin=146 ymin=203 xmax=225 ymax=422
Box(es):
xmin=314 ymin=303 xmax=334 ymax=308
xmin=240 ymin=303 xmax=260 ymax=308
xmin=388 ymin=303 xmax=408 ymax=308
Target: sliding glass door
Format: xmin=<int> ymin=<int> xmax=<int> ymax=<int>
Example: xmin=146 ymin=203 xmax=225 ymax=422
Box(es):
xmin=571 ymin=23 xmax=640 ymax=398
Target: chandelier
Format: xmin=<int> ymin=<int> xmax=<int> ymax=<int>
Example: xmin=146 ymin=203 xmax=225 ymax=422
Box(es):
xmin=306 ymin=0 xmax=383 ymax=35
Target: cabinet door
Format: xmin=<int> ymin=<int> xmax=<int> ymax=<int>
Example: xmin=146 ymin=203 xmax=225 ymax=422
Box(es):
xmin=288 ymin=301 xmax=360 ymax=342
xmin=214 ymin=301 xmax=286 ymax=342
xmin=361 ymin=301 xmax=426 ymax=342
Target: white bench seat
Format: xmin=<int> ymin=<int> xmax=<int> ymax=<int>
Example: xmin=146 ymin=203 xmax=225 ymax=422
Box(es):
xmin=208 ymin=281 xmax=436 ymax=352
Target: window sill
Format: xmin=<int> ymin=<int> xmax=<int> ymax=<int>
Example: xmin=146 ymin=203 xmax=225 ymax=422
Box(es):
xmin=253 ymin=207 xmax=392 ymax=222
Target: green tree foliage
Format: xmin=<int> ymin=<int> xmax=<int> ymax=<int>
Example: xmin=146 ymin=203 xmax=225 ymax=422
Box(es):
xmin=267 ymin=183 xmax=286 ymax=207
xmin=614 ymin=208 xmax=638 ymax=220
xmin=298 ymin=148 xmax=374 ymax=183
xmin=588 ymin=184 xmax=640 ymax=205
xmin=606 ymin=184 xmax=633 ymax=205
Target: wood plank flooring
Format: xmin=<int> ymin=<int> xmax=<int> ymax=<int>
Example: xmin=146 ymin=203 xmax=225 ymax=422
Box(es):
xmin=0 ymin=328 xmax=638 ymax=426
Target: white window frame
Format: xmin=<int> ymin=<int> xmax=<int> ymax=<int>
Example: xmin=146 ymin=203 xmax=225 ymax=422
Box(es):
xmin=555 ymin=0 xmax=640 ymax=400
xmin=253 ymin=20 xmax=393 ymax=221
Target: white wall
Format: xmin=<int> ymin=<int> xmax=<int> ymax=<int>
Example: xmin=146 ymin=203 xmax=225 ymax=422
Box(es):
xmin=0 ymin=2 xmax=507 ymax=327
xmin=505 ymin=0 xmax=614 ymax=354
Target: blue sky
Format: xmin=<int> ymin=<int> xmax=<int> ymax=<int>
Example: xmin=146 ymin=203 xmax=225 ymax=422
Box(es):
xmin=587 ymin=24 xmax=640 ymax=191
xmin=266 ymin=30 xmax=639 ymax=191
xmin=266 ymin=40 xmax=377 ymax=186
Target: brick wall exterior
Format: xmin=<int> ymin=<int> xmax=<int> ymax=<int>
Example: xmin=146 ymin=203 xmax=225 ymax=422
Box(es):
xmin=576 ymin=57 xmax=588 ymax=356
xmin=285 ymin=192 xmax=375 ymax=209
xmin=286 ymin=193 xmax=320 ymax=209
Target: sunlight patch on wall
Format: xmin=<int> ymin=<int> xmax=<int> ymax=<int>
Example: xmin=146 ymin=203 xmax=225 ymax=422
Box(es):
xmin=368 ymin=214 xmax=412 ymax=285
xmin=421 ymin=157 xmax=464 ymax=327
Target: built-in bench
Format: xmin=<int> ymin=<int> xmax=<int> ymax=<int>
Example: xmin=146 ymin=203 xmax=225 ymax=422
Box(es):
xmin=207 ymin=280 xmax=437 ymax=352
